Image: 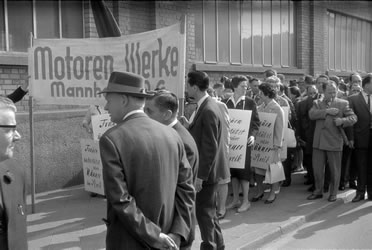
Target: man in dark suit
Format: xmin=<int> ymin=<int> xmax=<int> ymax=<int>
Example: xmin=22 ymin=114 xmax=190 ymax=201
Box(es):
xmin=99 ymin=71 xmax=195 ymax=250
xmin=307 ymin=80 xmax=357 ymax=202
xmin=349 ymin=74 xmax=372 ymax=202
xmin=145 ymin=89 xmax=199 ymax=249
xmin=181 ymin=71 xmax=225 ymax=250
xmin=0 ymin=97 xmax=27 ymax=250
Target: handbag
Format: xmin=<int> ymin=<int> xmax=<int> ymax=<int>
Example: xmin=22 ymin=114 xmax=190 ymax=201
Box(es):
xmin=264 ymin=161 xmax=286 ymax=184
xmin=285 ymin=123 xmax=297 ymax=148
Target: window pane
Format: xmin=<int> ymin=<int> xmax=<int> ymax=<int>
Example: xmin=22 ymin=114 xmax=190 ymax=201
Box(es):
xmin=230 ymin=1 xmax=241 ymax=63
xmin=61 ymin=1 xmax=83 ymax=38
xmin=328 ymin=12 xmax=335 ymax=70
xmin=217 ymin=1 xmax=229 ymax=63
xmin=361 ymin=21 xmax=366 ymax=71
xmin=335 ymin=14 xmax=341 ymax=70
xmin=262 ymin=1 xmax=271 ymax=65
xmin=357 ymin=20 xmax=362 ymax=70
xmin=0 ymin=0 xmax=5 ymax=51
xmin=242 ymin=1 xmax=252 ymax=65
xmin=252 ymin=1 xmax=262 ymax=65
xmin=346 ymin=17 xmax=352 ymax=71
xmin=281 ymin=0 xmax=289 ymax=66
xmin=351 ymin=19 xmax=358 ymax=70
xmin=36 ymin=0 xmax=59 ymax=38
xmin=289 ymin=0 xmax=295 ymax=67
xmin=340 ymin=15 xmax=347 ymax=71
xmin=204 ymin=1 xmax=217 ymax=62
xmin=7 ymin=0 xmax=33 ymax=52
xmin=366 ymin=23 xmax=371 ymax=71
xmin=272 ymin=1 xmax=280 ymax=66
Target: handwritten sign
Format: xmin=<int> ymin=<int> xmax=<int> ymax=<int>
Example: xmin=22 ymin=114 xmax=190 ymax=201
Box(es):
xmin=228 ymin=109 xmax=252 ymax=169
xmin=251 ymin=112 xmax=277 ymax=170
xmin=80 ymin=139 xmax=104 ymax=195
xmin=91 ymin=114 xmax=116 ymax=141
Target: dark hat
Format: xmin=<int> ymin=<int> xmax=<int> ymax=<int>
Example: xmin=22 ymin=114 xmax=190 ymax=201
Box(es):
xmin=98 ymin=71 xmax=154 ymax=97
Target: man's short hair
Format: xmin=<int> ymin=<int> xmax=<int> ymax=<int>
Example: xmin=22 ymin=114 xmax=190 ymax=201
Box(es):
xmin=149 ymin=90 xmax=179 ymax=114
xmin=329 ymin=75 xmax=340 ymax=86
xmin=265 ymin=75 xmax=281 ymax=86
xmin=0 ymin=96 xmax=17 ymax=112
xmin=304 ymin=75 xmax=314 ymax=85
xmin=349 ymin=72 xmax=361 ymax=82
xmin=316 ymin=74 xmax=329 ymax=83
xmin=322 ymin=80 xmax=337 ymax=91
xmin=213 ymin=82 xmax=224 ymax=89
xmin=264 ymin=69 xmax=277 ymax=78
xmin=249 ymin=78 xmax=260 ymax=84
xmin=362 ymin=74 xmax=372 ymax=88
xmin=188 ymin=71 xmax=209 ymax=91
xmin=231 ymin=75 xmax=248 ymax=89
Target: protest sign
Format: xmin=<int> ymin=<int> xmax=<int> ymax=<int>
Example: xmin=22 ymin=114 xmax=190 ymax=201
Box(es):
xmin=228 ymin=109 xmax=252 ymax=169
xmin=251 ymin=112 xmax=277 ymax=170
xmin=91 ymin=114 xmax=116 ymax=141
xmin=29 ymin=23 xmax=186 ymax=105
xmin=80 ymin=139 xmax=104 ymax=195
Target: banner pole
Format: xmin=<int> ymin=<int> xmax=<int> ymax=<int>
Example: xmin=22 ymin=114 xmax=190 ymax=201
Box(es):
xmin=179 ymin=14 xmax=187 ymax=116
xmin=29 ymin=32 xmax=36 ymax=214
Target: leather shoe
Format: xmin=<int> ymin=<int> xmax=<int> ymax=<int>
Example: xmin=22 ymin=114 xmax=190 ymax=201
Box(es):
xmin=226 ymin=201 xmax=241 ymax=209
xmin=251 ymin=193 xmax=264 ymax=202
xmin=349 ymin=181 xmax=357 ymax=189
xmin=281 ymin=180 xmax=291 ymax=187
xmin=307 ymin=194 xmax=323 ymax=200
xmin=264 ymin=195 xmax=276 ymax=204
xmin=352 ymin=193 xmax=365 ymax=202
xmin=217 ymin=210 xmax=226 ymax=220
xmin=328 ymin=195 xmax=337 ymax=202
xmin=237 ymin=202 xmax=251 ymax=212
xmin=338 ymin=184 xmax=345 ymax=191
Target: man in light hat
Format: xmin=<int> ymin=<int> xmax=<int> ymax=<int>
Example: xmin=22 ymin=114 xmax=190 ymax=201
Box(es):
xmin=98 ymin=71 xmax=195 ymax=250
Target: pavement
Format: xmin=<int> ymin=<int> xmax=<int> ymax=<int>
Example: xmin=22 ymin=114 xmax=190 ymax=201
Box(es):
xmin=26 ymin=171 xmax=357 ymax=250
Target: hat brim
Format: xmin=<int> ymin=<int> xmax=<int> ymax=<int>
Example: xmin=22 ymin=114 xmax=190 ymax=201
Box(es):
xmin=97 ymin=89 xmax=154 ymax=97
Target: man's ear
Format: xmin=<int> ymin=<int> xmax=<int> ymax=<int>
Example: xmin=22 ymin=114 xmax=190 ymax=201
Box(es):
xmin=163 ymin=110 xmax=173 ymax=121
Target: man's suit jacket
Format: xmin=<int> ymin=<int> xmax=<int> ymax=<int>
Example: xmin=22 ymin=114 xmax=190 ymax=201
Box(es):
xmin=348 ymin=92 xmax=372 ymax=149
xmin=309 ymin=97 xmax=357 ymax=151
xmin=296 ymin=95 xmax=318 ymax=154
xmin=6 ymin=87 xmax=27 ymax=104
xmin=0 ymin=162 xmax=27 ymax=250
xmin=99 ymin=113 xmax=195 ymax=250
xmin=188 ymin=96 xmax=223 ymax=185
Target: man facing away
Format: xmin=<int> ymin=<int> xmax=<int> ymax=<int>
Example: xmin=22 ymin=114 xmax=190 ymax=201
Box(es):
xmin=0 ymin=97 xmax=27 ymax=250
xmin=144 ymin=89 xmax=199 ymax=249
xmin=98 ymin=71 xmax=195 ymax=250
xmin=307 ymin=80 xmax=357 ymax=202
xmin=180 ymin=71 xmax=225 ymax=250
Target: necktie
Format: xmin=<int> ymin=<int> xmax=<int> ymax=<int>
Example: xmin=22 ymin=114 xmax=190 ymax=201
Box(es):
xmin=188 ymin=104 xmax=198 ymax=124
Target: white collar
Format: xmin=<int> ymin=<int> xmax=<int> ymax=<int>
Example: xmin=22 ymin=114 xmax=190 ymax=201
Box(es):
xmin=123 ymin=109 xmax=144 ymax=121
xmin=196 ymin=93 xmax=209 ymax=111
xmin=227 ymin=95 xmax=246 ymax=108
xmin=168 ymin=119 xmax=178 ymax=127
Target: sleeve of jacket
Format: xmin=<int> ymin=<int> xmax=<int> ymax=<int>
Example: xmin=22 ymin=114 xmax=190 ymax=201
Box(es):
xmin=309 ymin=100 xmax=327 ymax=120
xmin=99 ymin=135 xmax=162 ymax=248
xmin=248 ymin=99 xmax=260 ymax=137
xmin=6 ymin=87 xmax=28 ymax=103
xmin=197 ymin=109 xmax=219 ymax=181
xmin=170 ymin=143 xmax=196 ymax=242
xmin=340 ymin=101 xmax=357 ymax=128
xmin=273 ymin=106 xmax=285 ymax=147
xmin=347 ymin=97 xmax=355 ymax=141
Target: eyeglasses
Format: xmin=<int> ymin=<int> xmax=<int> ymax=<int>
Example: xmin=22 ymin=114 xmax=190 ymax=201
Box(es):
xmin=0 ymin=125 xmax=16 ymax=128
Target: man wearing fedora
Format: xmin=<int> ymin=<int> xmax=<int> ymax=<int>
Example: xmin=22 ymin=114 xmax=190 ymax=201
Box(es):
xmin=98 ymin=71 xmax=195 ymax=250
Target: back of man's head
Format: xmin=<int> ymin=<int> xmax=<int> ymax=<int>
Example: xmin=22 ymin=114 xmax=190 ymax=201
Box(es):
xmin=188 ymin=71 xmax=209 ymax=91
xmin=264 ymin=69 xmax=277 ymax=79
xmin=151 ymin=90 xmax=179 ymax=117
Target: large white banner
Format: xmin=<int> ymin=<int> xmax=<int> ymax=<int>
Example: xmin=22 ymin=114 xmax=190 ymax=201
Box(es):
xmin=80 ymin=139 xmax=105 ymax=195
xmin=228 ymin=109 xmax=252 ymax=169
xmin=29 ymin=23 xmax=186 ymax=105
xmin=251 ymin=112 xmax=277 ymax=170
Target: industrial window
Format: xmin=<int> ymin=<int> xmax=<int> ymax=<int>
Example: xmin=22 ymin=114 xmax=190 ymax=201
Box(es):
xmin=0 ymin=0 xmax=83 ymax=52
xmin=328 ymin=11 xmax=372 ymax=72
xmin=195 ymin=0 xmax=296 ymax=68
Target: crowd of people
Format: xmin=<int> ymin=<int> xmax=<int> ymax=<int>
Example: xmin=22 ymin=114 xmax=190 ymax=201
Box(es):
xmin=1 ymin=68 xmax=372 ymax=250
